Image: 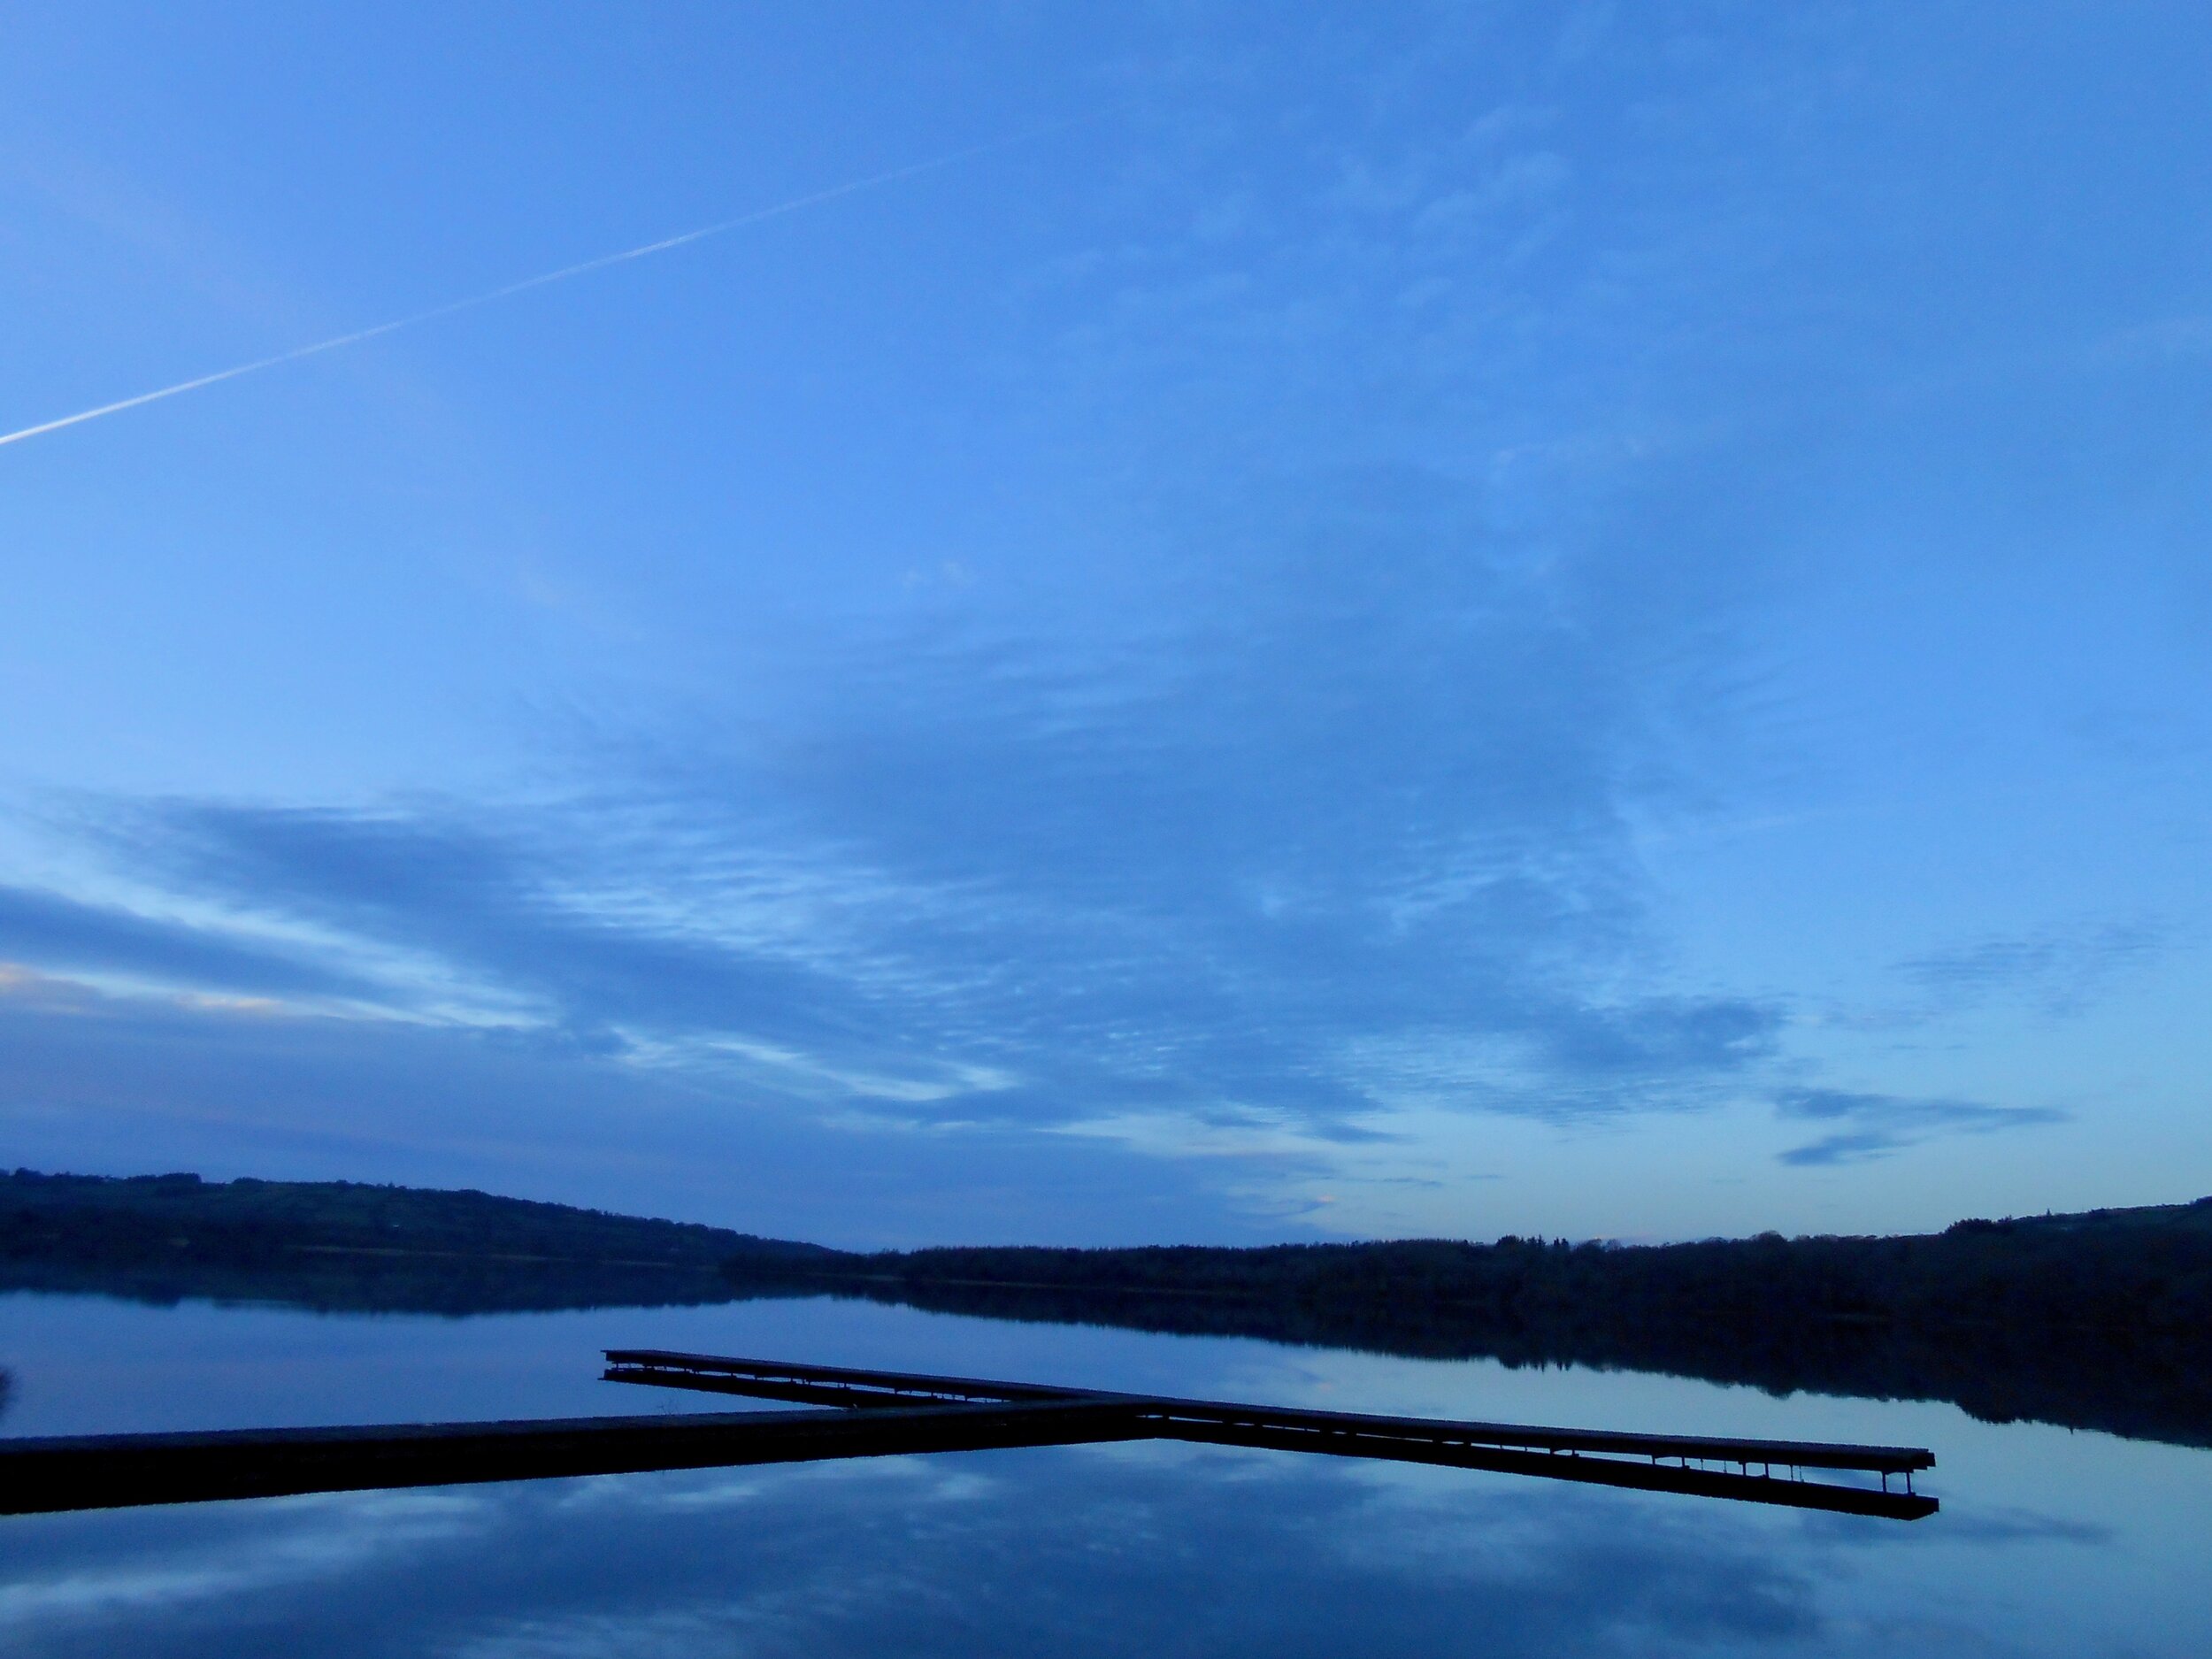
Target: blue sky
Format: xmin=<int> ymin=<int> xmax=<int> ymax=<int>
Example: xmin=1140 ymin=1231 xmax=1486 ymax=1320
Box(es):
xmin=2 ymin=3 xmax=2208 ymax=1246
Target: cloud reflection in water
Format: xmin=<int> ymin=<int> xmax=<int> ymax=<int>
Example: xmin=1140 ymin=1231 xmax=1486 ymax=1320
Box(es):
xmin=0 ymin=1446 xmax=1848 ymax=1658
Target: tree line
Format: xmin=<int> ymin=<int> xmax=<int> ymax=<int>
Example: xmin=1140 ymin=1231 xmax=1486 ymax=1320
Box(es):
xmin=720 ymin=1202 xmax=2212 ymax=1448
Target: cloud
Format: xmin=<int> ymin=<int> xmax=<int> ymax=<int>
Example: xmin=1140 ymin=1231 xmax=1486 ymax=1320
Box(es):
xmin=0 ymin=974 xmax=1285 ymax=1248
xmin=107 ymin=803 xmax=882 ymax=1056
xmin=1774 ymin=1088 xmax=2066 ymax=1167
xmin=0 ymin=437 xmax=1800 ymax=1177
xmin=27 ymin=6 xmax=2172 ymax=1232
xmin=20 ymin=35 xmax=2124 ymax=1217
xmin=0 ymin=1445 xmax=1831 ymax=1659
xmin=1893 ymin=922 xmax=2166 ymax=1020
xmin=0 ymin=882 xmax=379 ymax=1002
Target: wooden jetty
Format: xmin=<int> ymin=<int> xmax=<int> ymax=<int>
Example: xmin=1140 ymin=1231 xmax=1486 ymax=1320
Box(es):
xmin=0 ymin=1349 xmax=1936 ymax=1520
xmin=603 ymin=1350 xmax=1937 ymax=1519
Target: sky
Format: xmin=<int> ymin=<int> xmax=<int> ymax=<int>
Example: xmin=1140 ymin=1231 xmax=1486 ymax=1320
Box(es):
xmin=1 ymin=2 xmax=2208 ymax=1248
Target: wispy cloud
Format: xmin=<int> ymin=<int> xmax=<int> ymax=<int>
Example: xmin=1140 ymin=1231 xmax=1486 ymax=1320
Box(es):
xmin=26 ymin=449 xmax=1779 ymax=1144
xmin=1774 ymin=1087 xmax=2066 ymax=1167
xmin=1893 ymin=922 xmax=2166 ymax=1020
xmin=0 ymin=467 xmax=1786 ymax=1212
xmin=7 ymin=6 xmax=2195 ymax=1242
xmin=0 ymin=882 xmax=379 ymax=1004
xmin=0 ymin=1432 xmax=1823 ymax=1656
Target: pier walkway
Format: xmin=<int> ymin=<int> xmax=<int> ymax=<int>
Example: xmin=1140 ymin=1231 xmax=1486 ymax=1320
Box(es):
xmin=0 ymin=1349 xmax=1935 ymax=1520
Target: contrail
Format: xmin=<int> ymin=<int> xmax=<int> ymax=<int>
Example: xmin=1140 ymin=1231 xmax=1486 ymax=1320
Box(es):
xmin=0 ymin=123 xmax=1071 ymax=450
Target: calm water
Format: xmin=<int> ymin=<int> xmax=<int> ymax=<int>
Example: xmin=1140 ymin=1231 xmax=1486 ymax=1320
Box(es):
xmin=1 ymin=1291 xmax=2206 ymax=1657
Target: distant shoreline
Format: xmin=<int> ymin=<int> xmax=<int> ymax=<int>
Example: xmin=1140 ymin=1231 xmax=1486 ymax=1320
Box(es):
xmin=8 ymin=1168 xmax=2210 ymax=1450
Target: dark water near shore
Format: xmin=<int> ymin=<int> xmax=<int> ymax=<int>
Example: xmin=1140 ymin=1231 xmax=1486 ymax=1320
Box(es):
xmin=2 ymin=1290 xmax=2207 ymax=1656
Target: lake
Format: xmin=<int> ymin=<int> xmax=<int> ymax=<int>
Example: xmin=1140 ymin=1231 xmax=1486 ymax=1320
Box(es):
xmin=2 ymin=1289 xmax=2206 ymax=1656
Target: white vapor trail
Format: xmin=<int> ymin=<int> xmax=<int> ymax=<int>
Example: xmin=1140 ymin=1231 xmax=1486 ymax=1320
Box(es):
xmin=0 ymin=126 xmax=1064 ymax=450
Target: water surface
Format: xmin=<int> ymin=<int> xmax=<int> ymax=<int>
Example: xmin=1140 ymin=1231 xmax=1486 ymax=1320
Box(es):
xmin=2 ymin=1291 xmax=2204 ymax=1656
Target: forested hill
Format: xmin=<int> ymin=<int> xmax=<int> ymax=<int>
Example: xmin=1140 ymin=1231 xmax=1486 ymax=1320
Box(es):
xmin=0 ymin=1169 xmax=835 ymax=1312
xmin=761 ymin=1199 xmax=2212 ymax=1333
xmin=12 ymin=1168 xmax=2212 ymax=1448
xmin=721 ymin=1200 xmax=2212 ymax=1447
